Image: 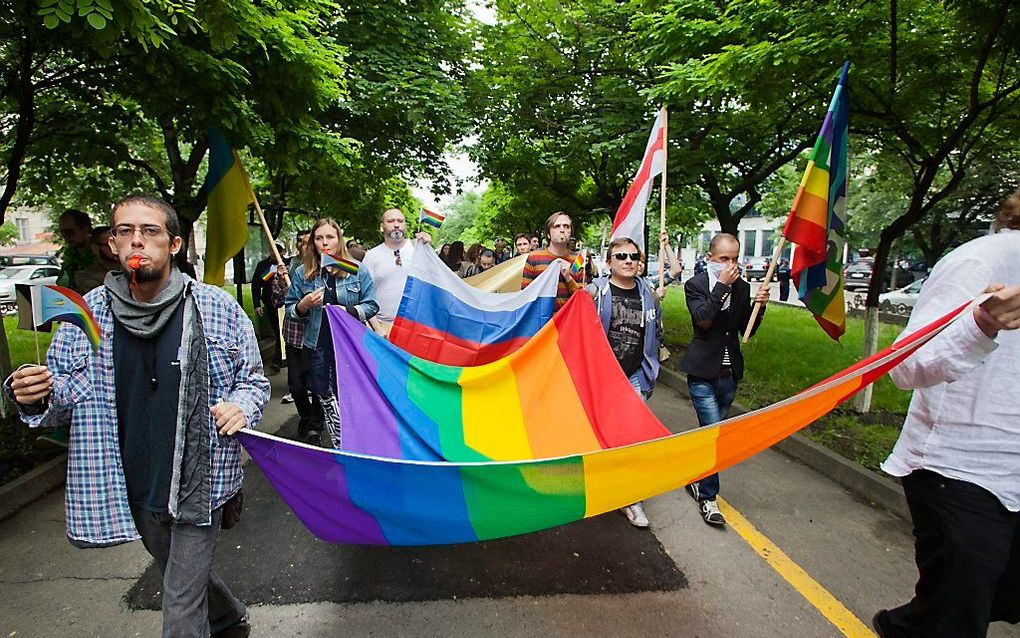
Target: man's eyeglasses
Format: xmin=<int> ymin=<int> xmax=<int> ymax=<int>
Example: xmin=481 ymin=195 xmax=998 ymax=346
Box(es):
xmin=114 ymin=224 xmax=169 ymax=239
xmin=612 ymin=252 xmax=641 ymax=262
xmin=394 ymin=250 xmax=402 ymax=266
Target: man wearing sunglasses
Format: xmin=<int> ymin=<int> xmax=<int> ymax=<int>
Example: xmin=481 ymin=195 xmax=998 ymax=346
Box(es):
xmin=680 ymin=232 xmax=769 ymax=526
xmin=586 ymin=237 xmax=664 ymax=528
xmin=362 ymin=208 xmax=432 ymax=331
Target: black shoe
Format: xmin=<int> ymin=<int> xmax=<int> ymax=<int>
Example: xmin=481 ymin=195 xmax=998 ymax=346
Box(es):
xmin=871 ymin=609 xmax=905 ymax=638
xmin=212 ymin=621 xmax=251 ymax=638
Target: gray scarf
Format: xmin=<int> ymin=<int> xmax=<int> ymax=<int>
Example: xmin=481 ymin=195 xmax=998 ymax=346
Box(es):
xmin=104 ymin=267 xmax=187 ymax=338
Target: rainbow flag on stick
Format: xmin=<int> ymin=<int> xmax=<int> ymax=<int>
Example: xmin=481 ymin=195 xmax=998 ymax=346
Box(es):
xmin=569 ymin=251 xmax=585 ymax=278
xmin=15 ymin=284 xmax=101 ymax=349
xmin=261 ymin=264 xmax=277 ymax=282
xmin=322 ymin=252 xmax=359 ymax=275
xmin=419 ymin=208 xmax=444 ymax=229
xmin=781 ymin=62 xmax=850 ymax=340
xmin=202 ymin=130 xmax=253 ymax=286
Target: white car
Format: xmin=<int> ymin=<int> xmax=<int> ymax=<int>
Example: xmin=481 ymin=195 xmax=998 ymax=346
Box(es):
xmin=879 ymin=277 xmax=926 ymax=315
xmin=0 ymin=265 xmax=63 ymax=313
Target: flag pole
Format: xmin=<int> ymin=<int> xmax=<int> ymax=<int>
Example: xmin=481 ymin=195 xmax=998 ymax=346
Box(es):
xmin=234 ymin=151 xmax=291 ymax=290
xmin=657 ymin=106 xmax=668 ymax=297
xmin=32 ymin=328 xmax=41 ymax=366
xmin=741 ymin=236 xmax=786 ymax=343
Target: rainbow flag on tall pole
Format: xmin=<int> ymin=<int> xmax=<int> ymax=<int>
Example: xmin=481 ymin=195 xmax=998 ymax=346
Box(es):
xmin=202 ymin=129 xmax=253 ymax=286
xmin=782 ymin=62 xmax=850 ymax=340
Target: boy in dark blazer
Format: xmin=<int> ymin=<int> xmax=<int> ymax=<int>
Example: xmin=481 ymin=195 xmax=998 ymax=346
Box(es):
xmin=680 ymin=233 xmax=769 ymax=525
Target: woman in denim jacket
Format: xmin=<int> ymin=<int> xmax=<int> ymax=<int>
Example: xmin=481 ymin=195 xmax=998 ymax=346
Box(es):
xmin=285 ymin=218 xmax=378 ymax=447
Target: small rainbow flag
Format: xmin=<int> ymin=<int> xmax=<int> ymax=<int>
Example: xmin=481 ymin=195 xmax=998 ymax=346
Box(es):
xmin=15 ymin=284 xmax=101 ymax=349
xmin=323 ymin=252 xmax=359 ymax=275
xmin=569 ymin=251 xmax=585 ymax=277
xmin=419 ymin=208 xmax=444 ymax=229
xmin=262 ymin=264 xmax=277 ymax=282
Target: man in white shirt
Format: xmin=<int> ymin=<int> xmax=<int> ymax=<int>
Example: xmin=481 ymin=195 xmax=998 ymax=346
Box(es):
xmin=362 ymin=208 xmax=430 ymax=329
xmin=873 ymin=189 xmax=1020 ymax=638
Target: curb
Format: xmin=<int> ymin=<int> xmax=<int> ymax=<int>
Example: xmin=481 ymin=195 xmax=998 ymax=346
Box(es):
xmin=657 ymin=366 xmax=909 ymax=520
xmin=0 ymin=453 xmax=67 ymax=522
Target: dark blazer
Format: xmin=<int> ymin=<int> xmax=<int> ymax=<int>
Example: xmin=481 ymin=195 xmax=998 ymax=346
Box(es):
xmin=679 ymin=272 xmax=765 ymax=381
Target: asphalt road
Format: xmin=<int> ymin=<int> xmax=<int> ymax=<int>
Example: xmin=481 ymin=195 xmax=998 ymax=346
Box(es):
xmin=1 ymin=373 xmax=1017 ymax=637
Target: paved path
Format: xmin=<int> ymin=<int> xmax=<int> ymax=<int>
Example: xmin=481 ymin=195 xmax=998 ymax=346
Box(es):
xmin=1 ymin=374 xmax=1017 ymax=638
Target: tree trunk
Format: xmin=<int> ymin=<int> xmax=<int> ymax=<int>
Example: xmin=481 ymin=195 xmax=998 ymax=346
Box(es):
xmin=854 ymin=306 xmax=880 ymax=413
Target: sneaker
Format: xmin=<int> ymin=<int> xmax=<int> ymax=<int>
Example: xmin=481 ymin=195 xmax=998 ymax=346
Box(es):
xmin=699 ymin=499 xmax=726 ymax=526
xmin=281 ymin=393 xmax=294 ymax=404
xmin=685 ymin=483 xmax=700 ymax=501
xmin=621 ymin=503 xmax=650 ymax=528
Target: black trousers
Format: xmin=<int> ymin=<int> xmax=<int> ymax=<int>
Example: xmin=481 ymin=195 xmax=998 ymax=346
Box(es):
xmin=285 ymin=344 xmax=323 ymax=437
xmin=884 ymin=469 xmax=1020 ymax=637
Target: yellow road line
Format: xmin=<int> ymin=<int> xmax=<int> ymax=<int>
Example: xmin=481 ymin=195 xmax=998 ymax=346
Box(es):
xmin=717 ymin=497 xmax=876 ymax=638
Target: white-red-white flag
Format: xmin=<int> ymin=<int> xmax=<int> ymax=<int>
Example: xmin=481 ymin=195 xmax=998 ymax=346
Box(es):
xmin=609 ymin=108 xmax=666 ymax=252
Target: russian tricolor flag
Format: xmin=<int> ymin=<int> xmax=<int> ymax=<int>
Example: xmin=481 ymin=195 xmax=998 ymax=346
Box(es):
xmin=389 ymin=241 xmax=562 ymax=366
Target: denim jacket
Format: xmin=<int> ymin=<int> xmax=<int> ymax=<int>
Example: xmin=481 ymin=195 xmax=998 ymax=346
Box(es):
xmin=284 ymin=264 xmax=379 ymax=349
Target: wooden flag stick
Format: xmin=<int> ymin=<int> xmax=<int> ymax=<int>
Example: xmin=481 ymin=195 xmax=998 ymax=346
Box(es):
xmin=32 ymin=327 xmax=41 ymax=366
xmin=234 ymin=151 xmax=291 ymax=290
xmin=742 ymin=236 xmax=787 ymax=343
xmin=657 ymin=106 xmax=668 ymax=296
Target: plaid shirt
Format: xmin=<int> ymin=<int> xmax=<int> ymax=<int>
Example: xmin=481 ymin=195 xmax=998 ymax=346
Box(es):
xmin=10 ymin=276 xmax=270 ymax=547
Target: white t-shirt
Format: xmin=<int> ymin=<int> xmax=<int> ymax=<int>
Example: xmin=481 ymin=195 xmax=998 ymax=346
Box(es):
xmin=362 ymin=240 xmax=416 ymax=323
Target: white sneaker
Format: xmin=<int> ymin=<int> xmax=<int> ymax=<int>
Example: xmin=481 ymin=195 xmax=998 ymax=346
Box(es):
xmin=621 ymin=502 xmax=650 ymax=528
xmin=699 ymin=498 xmax=726 ymax=526
xmin=281 ymin=393 xmax=294 ymax=404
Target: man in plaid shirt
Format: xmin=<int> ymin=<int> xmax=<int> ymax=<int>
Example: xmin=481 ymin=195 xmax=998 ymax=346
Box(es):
xmin=8 ymin=194 xmax=269 ymax=638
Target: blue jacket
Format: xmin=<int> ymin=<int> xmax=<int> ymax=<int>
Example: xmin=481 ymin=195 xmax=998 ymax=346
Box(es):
xmin=284 ymin=264 xmax=379 ymax=349
xmin=586 ymin=276 xmax=663 ymax=393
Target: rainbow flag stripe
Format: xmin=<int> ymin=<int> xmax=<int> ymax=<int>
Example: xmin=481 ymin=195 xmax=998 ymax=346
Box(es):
xmin=782 ymin=62 xmax=849 ymax=340
xmin=389 ymin=243 xmax=559 ymax=366
xmin=337 ymin=258 xmax=360 ymax=275
xmin=419 ymin=207 xmax=445 ymax=229
xmin=239 ymin=296 xmax=975 ymax=546
xmin=333 ymin=293 xmax=668 ymax=462
xmin=262 ymin=264 xmax=277 ymax=282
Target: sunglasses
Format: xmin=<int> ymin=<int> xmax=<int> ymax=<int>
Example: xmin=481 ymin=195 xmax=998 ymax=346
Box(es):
xmin=394 ymin=249 xmax=402 ymax=266
xmin=612 ymin=252 xmax=641 ymax=262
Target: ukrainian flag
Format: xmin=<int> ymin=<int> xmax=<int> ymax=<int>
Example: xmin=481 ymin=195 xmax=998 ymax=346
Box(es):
xmin=202 ymin=130 xmax=252 ymax=285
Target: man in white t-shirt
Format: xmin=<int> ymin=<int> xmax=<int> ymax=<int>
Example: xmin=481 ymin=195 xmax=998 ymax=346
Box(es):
xmin=362 ymin=208 xmax=430 ymax=328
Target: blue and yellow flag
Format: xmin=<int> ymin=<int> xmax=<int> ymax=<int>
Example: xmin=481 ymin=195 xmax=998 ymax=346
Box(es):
xmin=202 ymin=130 xmax=253 ymax=286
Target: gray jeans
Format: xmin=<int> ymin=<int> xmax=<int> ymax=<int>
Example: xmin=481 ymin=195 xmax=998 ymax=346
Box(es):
xmin=132 ymin=506 xmax=247 ymax=638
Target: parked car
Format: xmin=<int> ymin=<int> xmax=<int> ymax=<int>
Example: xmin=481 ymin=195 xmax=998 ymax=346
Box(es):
xmin=844 ymin=258 xmax=874 ymax=291
xmin=0 ymin=265 xmax=62 ymax=314
xmin=743 ymin=256 xmax=771 ymax=281
xmin=0 ymin=254 xmax=58 ymax=267
xmin=879 ymin=277 xmax=926 ymax=316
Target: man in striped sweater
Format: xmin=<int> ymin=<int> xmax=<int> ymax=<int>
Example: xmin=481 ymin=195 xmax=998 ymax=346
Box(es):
xmin=520 ymin=211 xmax=583 ymax=311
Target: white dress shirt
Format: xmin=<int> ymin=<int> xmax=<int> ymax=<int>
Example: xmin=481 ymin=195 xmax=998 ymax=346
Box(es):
xmin=882 ymin=229 xmax=1020 ymax=510
xmin=362 ymin=240 xmax=416 ymax=323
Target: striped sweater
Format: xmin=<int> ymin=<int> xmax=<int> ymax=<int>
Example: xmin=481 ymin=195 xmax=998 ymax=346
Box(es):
xmin=520 ymin=248 xmax=583 ymax=311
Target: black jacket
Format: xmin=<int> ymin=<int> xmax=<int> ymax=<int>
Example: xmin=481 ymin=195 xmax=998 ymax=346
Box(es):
xmin=679 ymin=272 xmax=765 ymax=381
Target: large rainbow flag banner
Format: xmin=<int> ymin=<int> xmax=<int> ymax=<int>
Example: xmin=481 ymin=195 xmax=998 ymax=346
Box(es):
xmin=782 ymin=62 xmax=850 ymax=340
xmin=239 ymin=295 xmax=978 ymax=546
xmin=336 ymin=294 xmax=668 ymax=461
xmin=388 ymin=243 xmax=561 ymax=366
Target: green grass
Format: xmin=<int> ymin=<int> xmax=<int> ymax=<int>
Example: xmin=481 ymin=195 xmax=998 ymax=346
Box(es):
xmin=3 ymin=315 xmax=55 ymax=370
xmin=661 ymin=291 xmax=911 ymax=471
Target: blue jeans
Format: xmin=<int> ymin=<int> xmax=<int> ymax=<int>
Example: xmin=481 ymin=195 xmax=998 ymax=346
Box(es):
xmin=687 ymin=374 xmax=737 ymax=501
